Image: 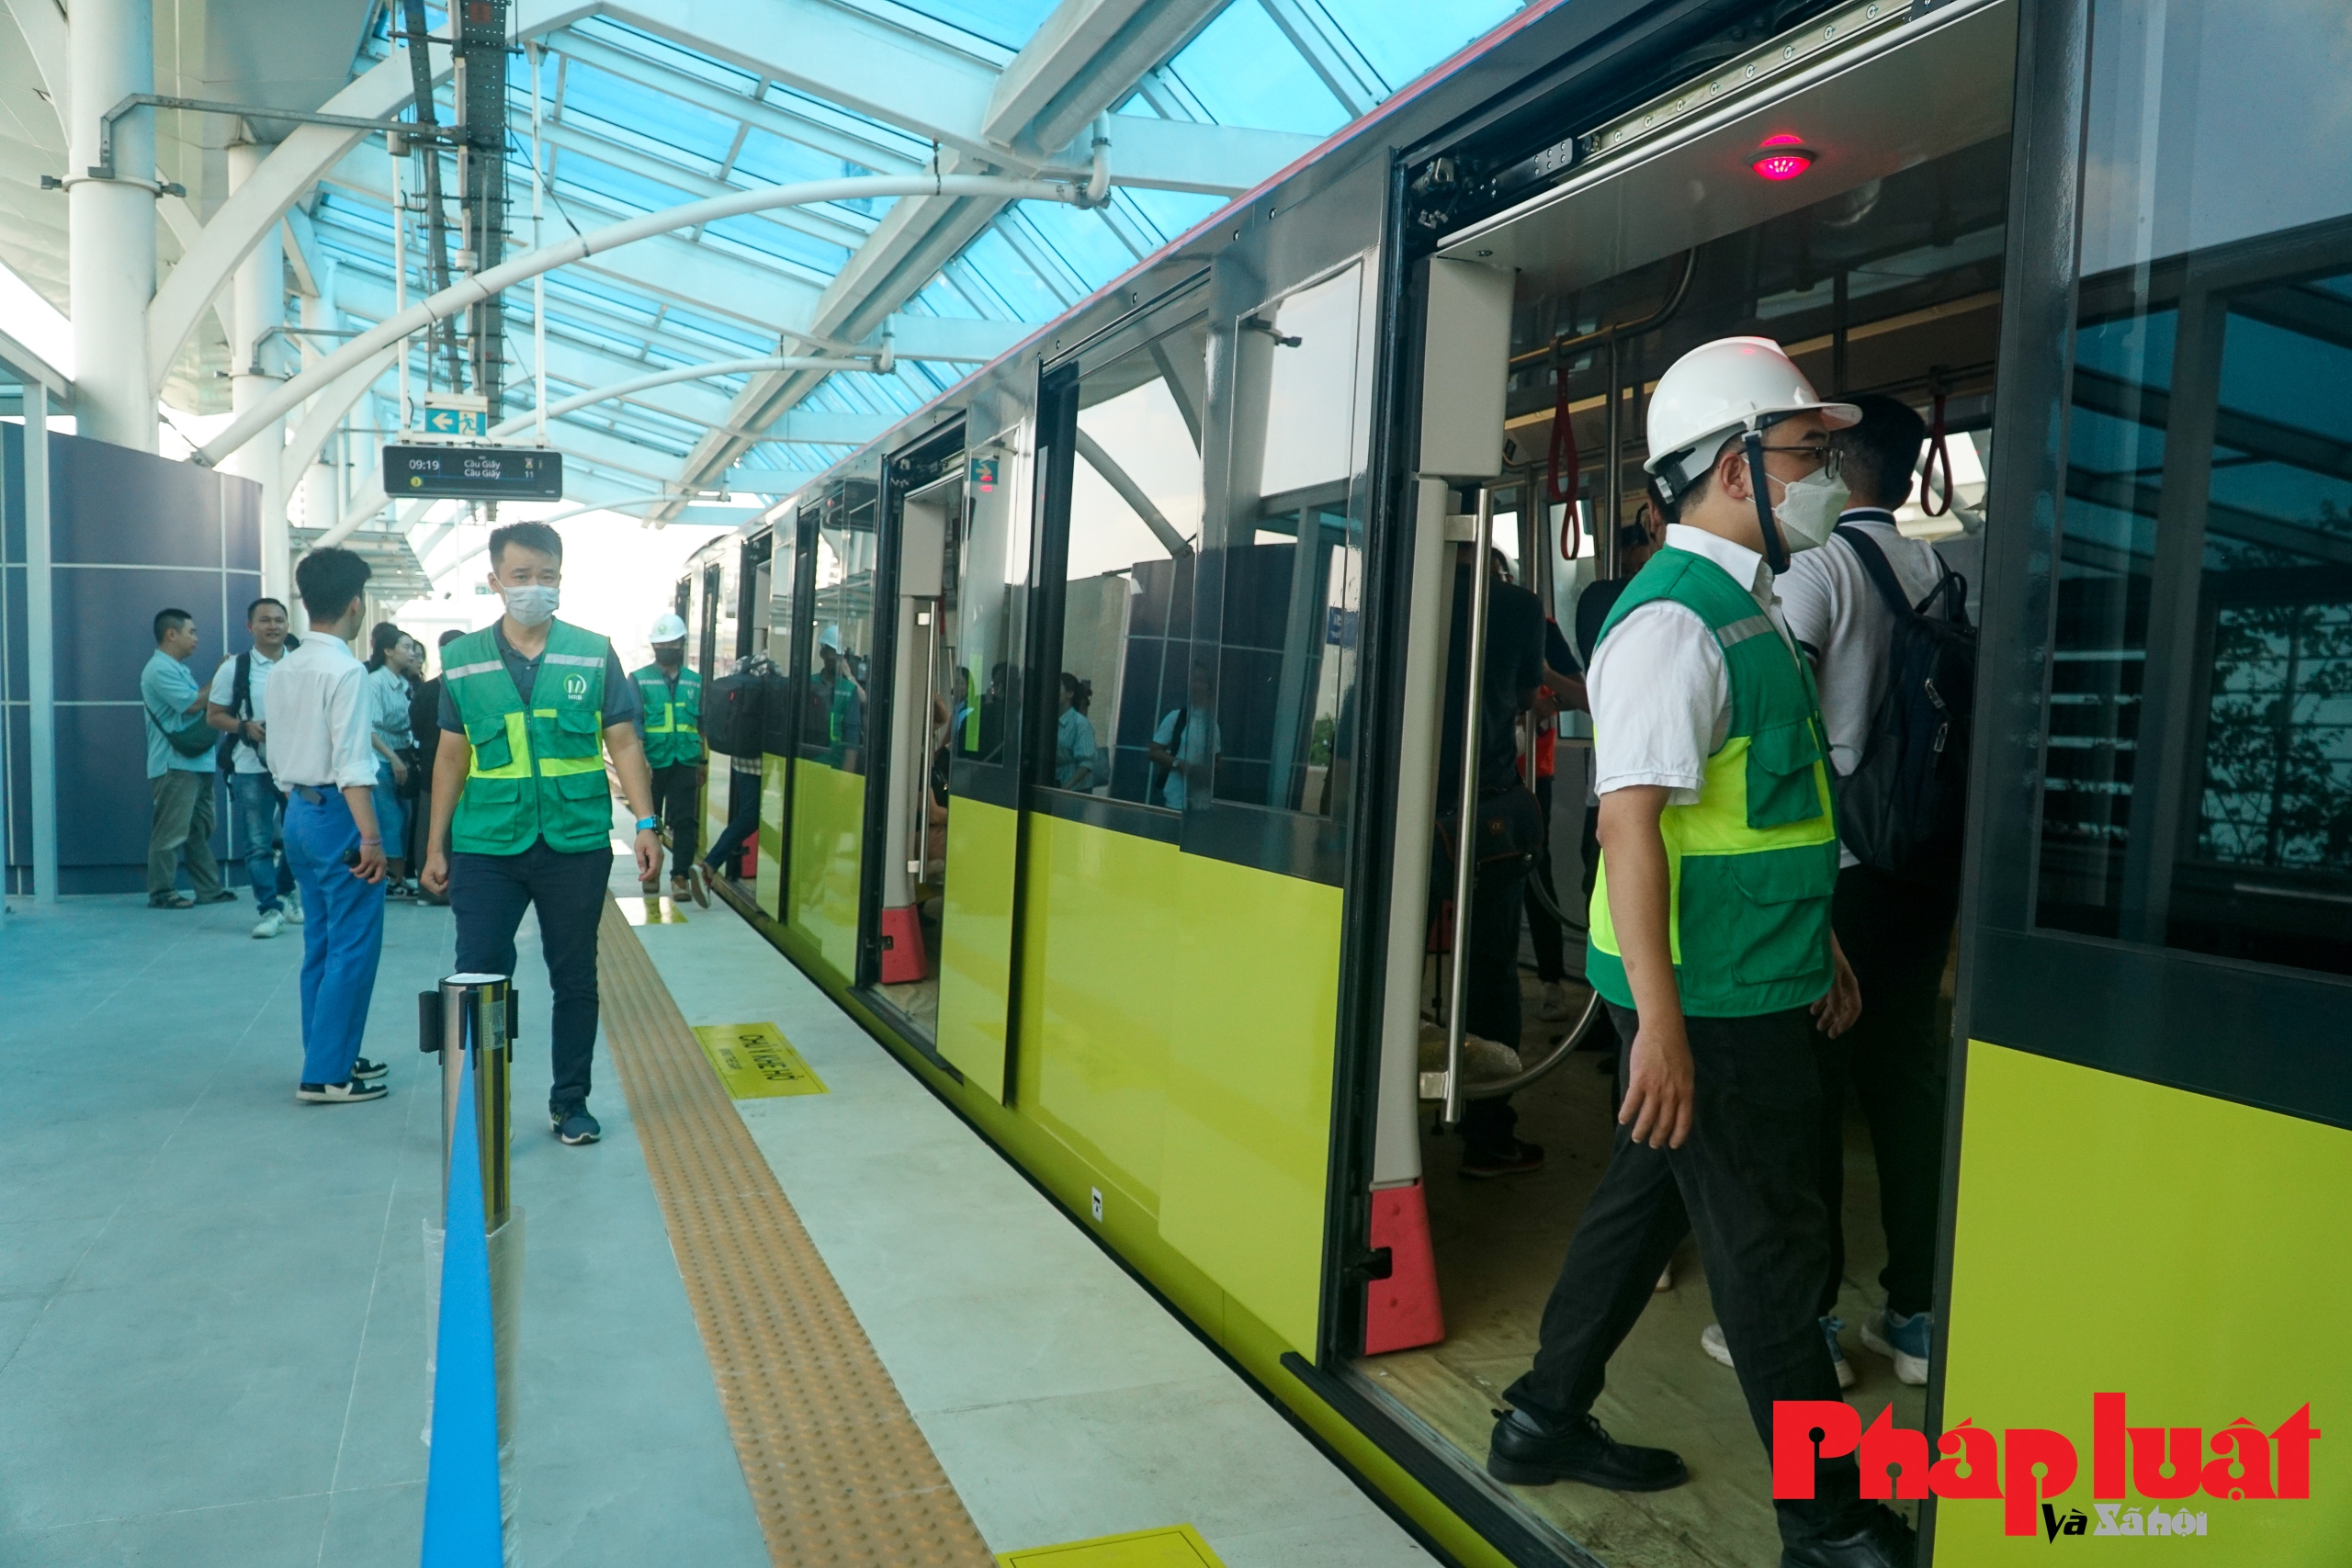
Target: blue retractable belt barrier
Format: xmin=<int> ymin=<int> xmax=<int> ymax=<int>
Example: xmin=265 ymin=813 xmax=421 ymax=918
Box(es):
xmin=422 ymin=1066 xmax=503 ymax=1566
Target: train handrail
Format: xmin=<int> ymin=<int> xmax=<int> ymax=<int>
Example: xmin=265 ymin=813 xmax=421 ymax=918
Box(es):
xmin=1464 ymin=988 xmax=1604 ymax=1100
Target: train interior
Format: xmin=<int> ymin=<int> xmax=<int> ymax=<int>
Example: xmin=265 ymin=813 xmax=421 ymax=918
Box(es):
xmin=1360 ymin=6 xmax=2014 ymax=1564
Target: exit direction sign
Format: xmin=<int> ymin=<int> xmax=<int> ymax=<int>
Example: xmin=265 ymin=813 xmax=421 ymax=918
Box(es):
xmin=382 ymin=445 xmax=563 ymax=501
xmin=419 ymin=404 xmax=488 ymax=437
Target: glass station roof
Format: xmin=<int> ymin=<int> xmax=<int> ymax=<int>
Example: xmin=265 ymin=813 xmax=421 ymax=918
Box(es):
xmin=302 ymin=0 xmax=1521 ymax=516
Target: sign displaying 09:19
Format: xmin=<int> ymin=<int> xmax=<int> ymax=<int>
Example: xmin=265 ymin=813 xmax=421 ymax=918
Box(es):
xmin=381 ymin=444 xmax=564 ymax=501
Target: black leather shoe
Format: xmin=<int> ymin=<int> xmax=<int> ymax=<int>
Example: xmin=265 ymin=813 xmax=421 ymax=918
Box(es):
xmin=1486 ymin=1408 xmax=1689 ymax=1491
xmin=1781 ymin=1505 xmax=1917 ymax=1568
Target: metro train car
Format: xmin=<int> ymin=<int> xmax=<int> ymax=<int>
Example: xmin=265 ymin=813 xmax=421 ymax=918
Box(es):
xmin=673 ymin=1 xmax=2352 ymax=1562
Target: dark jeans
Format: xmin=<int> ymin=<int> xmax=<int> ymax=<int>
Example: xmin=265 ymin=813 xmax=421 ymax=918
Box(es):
xmin=1460 ymin=850 xmax=1529 ymax=1160
xmin=1522 ymin=773 xmax=1567 ymax=985
xmin=703 ymin=765 xmax=760 ymax=874
xmin=449 ymin=840 xmax=611 ymax=1114
xmin=650 ymin=761 xmax=701 ymax=878
xmin=1504 ymin=1002 xmax=1862 ymax=1540
xmin=1814 ymin=863 xmax=1959 ymax=1319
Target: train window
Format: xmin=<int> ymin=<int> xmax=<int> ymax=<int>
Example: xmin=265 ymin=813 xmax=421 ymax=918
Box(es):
xmin=1053 ymin=315 xmax=1209 ymax=805
xmin=2033 ymin=0 xmax=2352 ymax=976
xmin=1210 ymin=262 xmax=1370 ymax=819
xmin=955 ymin=424 xmax=1033 ymax=772
xmin=801 ymin=479 xmax=877 ymax=775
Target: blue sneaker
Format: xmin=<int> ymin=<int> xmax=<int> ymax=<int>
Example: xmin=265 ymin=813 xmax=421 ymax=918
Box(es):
xmin=1862 ymin=1307 xmax=1932 ymax=1386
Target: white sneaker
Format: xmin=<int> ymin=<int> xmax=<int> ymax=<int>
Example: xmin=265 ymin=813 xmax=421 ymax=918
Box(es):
xmin=283 ymin=890 xmax=304 ymax=925
xmin=251 ymin=908 xmax=286 ymax=940
xmin=1655 ymin=1261 xmax=1675 ymax=1292
xmin=1539 ymin=981 xmax=1576 ymax=1021
xmin=1701 ymin=1320 xmax=1856 ymax=1388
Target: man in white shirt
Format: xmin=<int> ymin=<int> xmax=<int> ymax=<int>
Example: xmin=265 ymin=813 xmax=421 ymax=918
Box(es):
xmin=206 ymin=597 xmax=301 ymax=937
xmin=269 ymin=547 xmax=391 ymax=1104
xmin=1147 ymin=660 xmax=1221 ymax=810
xmin=1774 ymin=394 xmax=1961 ymax=1388
xmin=1490 ymin=339 xmax=1913 ymax=1568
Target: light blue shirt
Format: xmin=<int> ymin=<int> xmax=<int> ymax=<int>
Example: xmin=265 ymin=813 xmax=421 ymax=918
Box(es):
xmin=1054 ymin=705 xmax=1097 ymax=790
xmin=141 ymin=648 xmax=210 ymax=779
xmin=1150 ymin=705 xmax=1218 ymax=810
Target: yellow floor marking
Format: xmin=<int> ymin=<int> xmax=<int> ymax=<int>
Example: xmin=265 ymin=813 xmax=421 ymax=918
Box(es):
xmin=619 ymin=894 xmax=691 ymax=925
xmin=693 ymin=1021 xmax=829 ymax=1099
xmin=997 ymin=1525 xmax=1223 ymax=1568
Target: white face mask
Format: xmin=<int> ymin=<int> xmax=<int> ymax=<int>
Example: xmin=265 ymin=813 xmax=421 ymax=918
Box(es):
xmin=1768 ymin=468 xmax=1850 ymax=555
xmin=502 ymin=582 xmax=560 ymax=627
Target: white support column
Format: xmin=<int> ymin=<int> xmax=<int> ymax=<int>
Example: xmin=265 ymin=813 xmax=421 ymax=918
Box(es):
xmin=67 ymin=0 xmax=158 ymax=451
xmin=24 ymin=394 xmax=58 ymax=903
xmin=224 ymin=141 xmax=292 ymax=599
xmin=299 ymin=265 xmax=342 ymax=548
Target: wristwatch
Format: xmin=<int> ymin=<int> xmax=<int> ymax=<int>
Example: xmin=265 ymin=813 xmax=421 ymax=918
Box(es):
xmin=635 ymin=816 xmax=661 ymax=833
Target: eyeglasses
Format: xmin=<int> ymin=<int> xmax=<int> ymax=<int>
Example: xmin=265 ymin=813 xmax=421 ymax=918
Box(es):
xmin=1758 ymin=442 xmax=1842 ymax=479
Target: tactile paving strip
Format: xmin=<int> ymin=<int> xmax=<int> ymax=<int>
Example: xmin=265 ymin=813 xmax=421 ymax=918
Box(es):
xmin=596 ymin=898 xmax=994 ymax=1567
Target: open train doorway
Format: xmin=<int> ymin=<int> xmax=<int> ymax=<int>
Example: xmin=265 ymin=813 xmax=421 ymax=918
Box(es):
xmin=865 ymin=445 xmax=967 ymax=1046
xmin=1360 ymin=3 xmax=2011 ymax=1563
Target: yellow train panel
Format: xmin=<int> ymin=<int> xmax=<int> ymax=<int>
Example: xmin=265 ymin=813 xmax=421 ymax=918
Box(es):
xmin=786 ymin=758 xmax=866 ymax=984
xmin=937 ymin=796 xmax=1019 ymax=1094
xmin=1936 ymin=1043 xmax=2352 ymax=1562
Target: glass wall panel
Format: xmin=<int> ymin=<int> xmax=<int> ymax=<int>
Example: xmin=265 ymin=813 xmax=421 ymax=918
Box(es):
xmin=799 ymin=479 xmax=877 ymax=773
xmin=953 ymin=423 xmax=1035 ymax=774
xmin=2035 ymin=0 xmax=2352 ymax=976
xmin=1053 ymin=316 xmax=1209 ymax=804
xmin=1211 ymin=263 xmax=1370 ymax=820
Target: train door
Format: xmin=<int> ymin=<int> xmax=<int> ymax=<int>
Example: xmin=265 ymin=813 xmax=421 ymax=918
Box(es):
xmin=1343 ymin=3 xmax=2018 ymax=1562
xmin=859 ymin=429 xmax=966 ymax=1047
xmin=785 ymin=476 xmax=877 ymax=978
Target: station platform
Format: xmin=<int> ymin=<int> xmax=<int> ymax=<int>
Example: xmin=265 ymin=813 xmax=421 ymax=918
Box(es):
xmin=0 ymin=855 xmax=1430 ymax=1568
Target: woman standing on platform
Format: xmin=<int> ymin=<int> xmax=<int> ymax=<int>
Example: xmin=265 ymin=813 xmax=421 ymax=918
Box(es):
xmin=365 ymin=623 xmax=421 ymax=898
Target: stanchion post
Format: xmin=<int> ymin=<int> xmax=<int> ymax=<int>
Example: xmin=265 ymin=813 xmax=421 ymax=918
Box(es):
xmin=431 ymin=974 xmax=512 ymax=1224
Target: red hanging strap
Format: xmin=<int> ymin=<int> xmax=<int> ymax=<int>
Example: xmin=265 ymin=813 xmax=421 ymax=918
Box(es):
xmin=1919 ymin=387 xmax=1956 ymax=517
xmin=1546 ymin=359 xmax=1582 ymax=558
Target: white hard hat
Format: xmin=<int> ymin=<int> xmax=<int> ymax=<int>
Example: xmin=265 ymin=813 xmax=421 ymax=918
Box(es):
xmin=1643 ymin=336 xmax=1860 ymax=499
xmin=649 ymin=612 xmax=688 ymax=643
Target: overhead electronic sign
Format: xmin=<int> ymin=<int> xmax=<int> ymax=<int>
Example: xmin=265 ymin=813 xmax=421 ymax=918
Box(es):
xmin=382 ymin=445 xmax=563 ymax=502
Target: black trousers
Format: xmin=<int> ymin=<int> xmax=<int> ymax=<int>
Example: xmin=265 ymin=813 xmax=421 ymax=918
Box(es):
xmin=703 ymin=766 xmax=760 ymax=874
xmin=1504 ymin=1001 xmax=1862 ymax=1538
xmin=449 ymin=840 xmax=612 ymax=1114
xmin=1460 ymin=852 xmax=1529 ymax=1159
xmin=650 ymin=761 xmax=701 ymax=878
xmin=1522 ymin=773 xmax=1567 ymax=985
xmin=1814 ymin=863 xmax=1959 ymax=1318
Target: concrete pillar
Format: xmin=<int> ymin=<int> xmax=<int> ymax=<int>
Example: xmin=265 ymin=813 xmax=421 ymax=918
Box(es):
xmin=299 ymin=266 xmax=341 ymax=553
xmin=67 ymin=0 xmax=157 ymax=452
xmin=224 ymin=141 xmax=290 ymax=599
xmin=23 ymin=393 xmax=58 ymax=902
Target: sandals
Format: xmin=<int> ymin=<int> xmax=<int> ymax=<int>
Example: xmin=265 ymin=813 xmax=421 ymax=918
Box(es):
xmin=149 ymin=893 xmax=194 ymax=909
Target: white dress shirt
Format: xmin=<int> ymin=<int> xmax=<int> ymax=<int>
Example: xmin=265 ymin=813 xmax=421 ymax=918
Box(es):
xmin=1586 ymin=524 xmax=1798 ymax=806
xmin=265 ymin=633 xmax=379 ymax=792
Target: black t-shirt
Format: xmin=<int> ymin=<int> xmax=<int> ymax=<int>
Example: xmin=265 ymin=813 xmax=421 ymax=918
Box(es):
xmin=1439 ymin=569 xmax=1544 ymax=800
xmin=1575 ymin=578 xmax=1633 ymax=670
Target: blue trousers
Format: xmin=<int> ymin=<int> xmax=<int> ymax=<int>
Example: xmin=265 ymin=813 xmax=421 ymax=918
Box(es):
xmin=284 ymin=788 xmax=387 ymax=1086
xmin=372 ymin=756 xmax=408 ymax=860
xmin=230 ymin=771 xmax=296 ymax=912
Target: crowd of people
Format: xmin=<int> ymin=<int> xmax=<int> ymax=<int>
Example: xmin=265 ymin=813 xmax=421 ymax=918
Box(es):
xmin=141 ymin=521 xmax=675 ymax=1143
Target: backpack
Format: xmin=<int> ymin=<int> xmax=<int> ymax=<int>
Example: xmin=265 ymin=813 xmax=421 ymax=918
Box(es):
xmin=1828 ymin=525 xmax=1976 ymax=886
xmin=703 ymin=662 xmax=770 ymax=756
xmin=214 ymin=638 xmax=300 ymax=775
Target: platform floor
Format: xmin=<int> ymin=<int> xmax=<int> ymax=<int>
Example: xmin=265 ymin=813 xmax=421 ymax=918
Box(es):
xmin=0 ymin=866 xmax=1425 ymax=1567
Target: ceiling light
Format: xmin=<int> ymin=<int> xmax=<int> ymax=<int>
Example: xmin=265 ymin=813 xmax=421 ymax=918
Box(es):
xmin=1749 ymin=133 xmax=1816 ymax=181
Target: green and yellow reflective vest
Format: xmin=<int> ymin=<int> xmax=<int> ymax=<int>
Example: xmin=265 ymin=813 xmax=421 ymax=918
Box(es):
xmin=630 ymin=662 xmax=703 ymax=769
xmin=1585 ymin=547 xmax=1841 ymax=1017
xmin=444 ymin=619 xmax=615 ymax=855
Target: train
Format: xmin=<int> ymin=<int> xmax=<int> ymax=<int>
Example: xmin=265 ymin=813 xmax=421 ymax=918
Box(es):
xmin=670 ymin=1 xmax=2352 ymax=1562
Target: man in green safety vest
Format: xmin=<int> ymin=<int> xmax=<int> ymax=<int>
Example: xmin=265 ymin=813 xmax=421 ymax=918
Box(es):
xmin=1486 ymin=339 xmax=1914 ymax=1568
xmin=419 ymin=521 xmax=663 ymax=1147
xmin=632 ymin=612 xmax=707 ymax=906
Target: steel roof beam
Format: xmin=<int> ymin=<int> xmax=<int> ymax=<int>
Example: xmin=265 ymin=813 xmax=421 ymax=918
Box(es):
xmin=532 ymin=118 xmax=876 ymax=251
xmin=1256 ymin=0 xmax=1385 ymax=120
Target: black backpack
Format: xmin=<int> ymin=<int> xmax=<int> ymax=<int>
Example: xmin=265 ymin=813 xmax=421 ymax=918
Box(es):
xmin=214 ymin=638 xmax=300 ymax=776
xmin=703 ymin=663 xmax=770 ymax=756
xmin=1828 ymin=525 xmax=1976 ymax=886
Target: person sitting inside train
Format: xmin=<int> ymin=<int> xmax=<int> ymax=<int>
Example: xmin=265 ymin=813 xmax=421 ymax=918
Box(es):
xmin=1486 ymin=337 xmax=1916 ymax=1568
xmin=1148 ymin=660 xmax=1220 ymax=809
xmin=1055 ymin=672 xmax=1097 ymax=791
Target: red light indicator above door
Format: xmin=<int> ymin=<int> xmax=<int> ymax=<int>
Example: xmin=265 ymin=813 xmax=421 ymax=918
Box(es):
xmin=1750 ymin=133 xmax=1816 ymax=181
